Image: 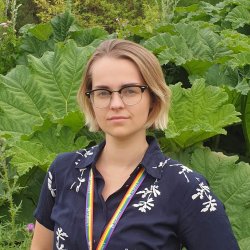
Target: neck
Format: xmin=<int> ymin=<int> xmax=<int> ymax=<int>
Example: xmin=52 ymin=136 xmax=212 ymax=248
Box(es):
xmin=98 ymin=133 xmax=149 ymax=171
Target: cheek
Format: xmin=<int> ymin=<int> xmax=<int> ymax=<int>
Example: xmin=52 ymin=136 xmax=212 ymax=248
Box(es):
xmin=93 ymin=109 xmax=106 ymax=126
xmin=132 ymin=103 xmax=151 ymax=123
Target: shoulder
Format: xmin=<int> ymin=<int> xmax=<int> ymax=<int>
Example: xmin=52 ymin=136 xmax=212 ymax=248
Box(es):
xmin=49 ymin=144 xmax=100 ymax=174
xmin=161 ymin=157 xmax=205 ymax=187
xmin=161 ymin=157 xmax=223 ymax=214
xmin=161 ymin=157 xmax=214 ymax=204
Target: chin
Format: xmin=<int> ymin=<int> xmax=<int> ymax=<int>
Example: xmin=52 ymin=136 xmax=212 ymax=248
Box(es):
xmin=104 ymin=127 xmax=145 ymax=140
xmin=105 ymin=130 xmax=131 ymax=139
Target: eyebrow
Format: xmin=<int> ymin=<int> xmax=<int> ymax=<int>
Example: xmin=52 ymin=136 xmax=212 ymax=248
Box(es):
xmin=93 ymin=83 xmax=143 ymax=90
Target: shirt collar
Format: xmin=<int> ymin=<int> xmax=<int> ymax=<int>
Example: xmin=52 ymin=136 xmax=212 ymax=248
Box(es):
xmin=75 ymin=136 xmax=166 ymax=179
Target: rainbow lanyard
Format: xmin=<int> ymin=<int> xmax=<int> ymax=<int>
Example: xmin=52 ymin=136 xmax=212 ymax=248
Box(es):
xmin=85 ymin=167 xmax=146 ymax=250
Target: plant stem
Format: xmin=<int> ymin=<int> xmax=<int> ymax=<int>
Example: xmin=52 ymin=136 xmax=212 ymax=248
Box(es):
xmin=0 ymin=139 xmax=22 ymax=246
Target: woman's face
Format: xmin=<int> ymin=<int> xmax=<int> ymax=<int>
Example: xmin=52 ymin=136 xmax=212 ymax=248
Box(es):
xmin=90 ymin=56 xmax=152 ymax=139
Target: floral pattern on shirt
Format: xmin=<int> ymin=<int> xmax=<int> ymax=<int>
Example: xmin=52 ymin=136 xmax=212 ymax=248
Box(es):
xmin=70 ymin=146 xmax=98 ymax=192
xmin=56 ymin=227 xmax=68 ymax=250
xmin=153 ymin=158 xmax=170 ymax=169
xmin=150 ymin=159 xmax=218 ymax=213
xmin=169 ymin=163 xmax=218 ymax=213
xmin=48 ymin=171 xmax=56 ymax=197
xmin=169 ymin=162 xmax=193 ymax=183
xmin=133 ymin=179 xmax=161 ymax=213
xmin=74 ymin=146 xmax=98 ymax=166
xmin=192 ymin=180 xmax=218 ymax=212
xmin=70 ymin=168 xmax=87 ymax=192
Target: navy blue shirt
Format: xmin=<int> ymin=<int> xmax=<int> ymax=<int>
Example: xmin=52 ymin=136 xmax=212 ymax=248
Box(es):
xmin=34 ymin=137 xmax=239 ymax=250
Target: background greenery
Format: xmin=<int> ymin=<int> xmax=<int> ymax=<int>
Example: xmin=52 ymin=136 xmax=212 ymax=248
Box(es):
xmin=0 ymin=0 xmax=249 ymax=249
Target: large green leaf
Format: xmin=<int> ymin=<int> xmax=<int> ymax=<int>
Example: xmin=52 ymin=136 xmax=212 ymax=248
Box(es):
xmin=167 ymin=146 xmax=250 ymax=248
xmin=144 ymin=23 xmax=232 ymax=75
xmin=56 ymin=110 xmax=84 ymax=133
xmin=221 ymin=30 xmax=250 ymax=54
xmin=0 ymin=40 xmax=95 ymax=137
xmin=228 ymin=52 xmax=250 ymax=69
xmin=225 ymin=6 xmax=250 ymax=29
xmin=143 ymin=33 xmax=172 ymax=54
xmin=69 ymin=27 xmax=109 ymax=47
xmin=0 ymin=66 xmax=45 ymax=136
xmin=28 ymin=40 xmax=95 ymax=118
xmin=8 ymin=125 xmax=90 ymax=176
xmin=205 ymin=64 xmax=250 ymax=95
xmin=8 ymin=140 xmax=54 ymax=175
xmin=29 ymin=23 xmax=53 ymax=41
xmin=19 ymin=35 xmax=54 ymax=59
xmin=29 ymin=125 xmax=89 ymax=154
xmin=51 ymin=11 xmax=74 ymax=42
xmin=165 ymin=79 xmax=241 ymax=148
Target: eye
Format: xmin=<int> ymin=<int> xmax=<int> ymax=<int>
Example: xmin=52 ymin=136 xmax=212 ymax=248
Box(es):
xmin=95 ymin=90 xmax=110 ymax=97
xmin=122 ymin=86 xmax=140 ymax=96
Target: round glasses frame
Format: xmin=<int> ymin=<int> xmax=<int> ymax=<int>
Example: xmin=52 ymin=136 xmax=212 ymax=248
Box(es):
xmin=85 ymin=84 xmax=149 ymax=109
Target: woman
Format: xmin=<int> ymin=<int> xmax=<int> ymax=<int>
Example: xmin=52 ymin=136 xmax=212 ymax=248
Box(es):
xmin=31 ymin=39 xmax=239 ymax=250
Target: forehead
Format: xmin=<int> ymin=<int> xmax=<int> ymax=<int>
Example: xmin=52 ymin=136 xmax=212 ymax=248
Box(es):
xmin=91 ymin=57 xmax=143 ymax=89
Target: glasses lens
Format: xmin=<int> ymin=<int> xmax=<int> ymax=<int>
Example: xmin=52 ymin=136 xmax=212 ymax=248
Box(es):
xmin=91 ymin=89 xmax=111 ymax=108
xmin=121 ymin=86 xmax=142 ymax=106
xmin=89 ymin=86 xmax=146 ymax=108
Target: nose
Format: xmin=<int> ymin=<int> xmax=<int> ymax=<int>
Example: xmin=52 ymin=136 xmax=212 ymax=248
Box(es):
xmin=109 ymin=92 xmax=125 ymax=109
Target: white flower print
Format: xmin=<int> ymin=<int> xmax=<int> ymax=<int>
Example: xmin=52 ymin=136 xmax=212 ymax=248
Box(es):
xmin=133 ymin=180 xmax=161 ymax=213
xmin=56 ymin=227 xmax=68 ymax=250
xmin=48 ymin=171 xmax=56 ymax=197
xmin=169 ymin=162 xmax=217 ymax=213
xmin=201 ymin=195 xmax=217 ymax=212
xmin=153 ymin=158 xmax=170 ymax=169
xmin=191 ymin=182 xmax=210 ymax=200
xmin=70 ymin=169 xmax=87 ymax=192
xmin=192 ymin=182 xmax=218 ymax=212
xmin=74 ymin=146 xmax=98 ymax=166
xmin=133 ymin=197 xmax=155 ymax=212
xmin=170 ymin=163 xmax=193 ymax=183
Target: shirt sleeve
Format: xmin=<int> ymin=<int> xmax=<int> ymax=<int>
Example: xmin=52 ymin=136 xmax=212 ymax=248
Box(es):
xmin=179 ymin=175 xmax=240 ymax=250
xmin=33 ymin=157 xmax=57 ymax=231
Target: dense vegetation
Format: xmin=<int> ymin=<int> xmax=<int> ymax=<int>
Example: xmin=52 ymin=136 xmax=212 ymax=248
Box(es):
xmin=0 ymin=0 xmax=249 ymax=249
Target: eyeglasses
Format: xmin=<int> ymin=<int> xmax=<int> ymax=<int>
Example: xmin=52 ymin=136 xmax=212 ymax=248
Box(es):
xmin=85 ymin=84 xmax=149 ymax=109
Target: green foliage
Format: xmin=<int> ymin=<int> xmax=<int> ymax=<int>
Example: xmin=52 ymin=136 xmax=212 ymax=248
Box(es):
xmin=164 ymin=79 xmax=240 ymax=149
xmin=152 ymin=0 xmax=181 ymax=22
xmin=9 ymin=125 xmax=90 ymax=175
xmin=0 ymin=21 xmax=108 ymax=177
xmin=0 ymin=0 xmax=5 ymax=22
xmin=0 ymin=138 xmax=33 ymax=248
xmin=225 ymin=5 xmax=250 ymax=29
xmin=178 ymin=0 xmax=221 ymax=5
xmin=0 ymin=40 xmax=94 ymax=137
xmin=33 ymin=0 xmax=155 ymax=33
xmin=243 ymin=94 xmax=250 ymax=156
xmin=17 ymin=11 xmax=111 ymax=65
xmin=51 ymin=11 xmax=74 ymax=42
xmin=129 ymin=0 xmax=250 ymax=160
xmin=173 ymin=0 xmax=250 ymax=32
xmin=0 ymin=0 xmax=22 ymax=75
xmin=33 ymin=0 xmax=72 ymax=22
xmin=0 ymin=24 xmax=20 ymax=75
xmin=143 ymin=22 xmax=233 ymax=74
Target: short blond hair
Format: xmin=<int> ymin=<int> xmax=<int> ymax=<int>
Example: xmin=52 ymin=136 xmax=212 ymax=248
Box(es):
xmin=77 ymin=39 xmax=171 ymax=132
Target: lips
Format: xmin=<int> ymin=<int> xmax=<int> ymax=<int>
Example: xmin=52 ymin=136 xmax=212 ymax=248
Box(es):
xmin=107 ymin=116 xmax=129 ymax=120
